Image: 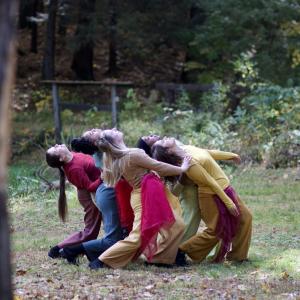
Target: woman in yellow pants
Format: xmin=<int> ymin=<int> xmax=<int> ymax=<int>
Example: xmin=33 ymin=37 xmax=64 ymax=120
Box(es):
xmin=81 ymin=128 xmax=191 ymax=269
xmin=152 ymin=138 xmax=252 ymax=263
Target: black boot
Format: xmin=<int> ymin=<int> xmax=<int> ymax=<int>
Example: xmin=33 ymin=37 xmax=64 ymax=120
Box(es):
xmin=48 ymin=245 xmax=60 ymax=259
xmin=88 ymin=258 xmax=104 ymax=270
xmin=60 ymin=244 xmax=85 ymax=265
xmin=175 ymin=249 xmax=188 ymax=267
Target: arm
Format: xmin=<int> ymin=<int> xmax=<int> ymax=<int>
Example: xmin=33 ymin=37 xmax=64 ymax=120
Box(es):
xmin=186 ymin=164 xmax=237 ymax=212
xmin=133 ymin=150 xmax=184 ymax=177
xmin=67 ymin=168 xmax=102 ymax=193
xmin=207 ymin=149 xmax=239 ymax=161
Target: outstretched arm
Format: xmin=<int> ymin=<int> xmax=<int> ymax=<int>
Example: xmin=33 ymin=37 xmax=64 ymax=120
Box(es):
xmin=207 ymin=149 xmax=240 ymax=163
xmin=185 ymin=164 xmax=239 ymax=216
xmin=133 ymin=150 xmax=191 ymax=177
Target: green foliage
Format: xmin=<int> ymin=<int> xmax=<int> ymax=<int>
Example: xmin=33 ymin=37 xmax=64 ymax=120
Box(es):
xmin=185 ymin=0 xmax=300 ymax=85
xmin=232 ymin=85 xmax=300 ymax=162
xmin=267 ymin=130 xmax=300 ymax=168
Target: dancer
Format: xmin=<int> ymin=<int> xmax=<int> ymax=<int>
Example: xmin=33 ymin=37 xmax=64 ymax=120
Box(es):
xmin=152 ymin=137 xmax=252 ymax=262
xmin=137 ymin=135 xmax=241 ymax=244
xmin=137 ymin=135 xmax=199 ymax=243
xmin=71 ymin=137 xmax=134 ymax=237
xmin=83 ymin=128 xmax=190 ymax=269
xmin=56 ymin=138 xmax=133 ymax=265
xmin=46 ymin=144 xmax=102 ymax=259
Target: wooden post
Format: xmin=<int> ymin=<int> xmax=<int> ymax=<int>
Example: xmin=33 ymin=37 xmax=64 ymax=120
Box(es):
xmin=0 ymin=1 xmax=18 ymax=299
xmin=111 ymin=84 xmax=117 ymax=127
xmin=52 ymin=83 xmax=62 ymax=143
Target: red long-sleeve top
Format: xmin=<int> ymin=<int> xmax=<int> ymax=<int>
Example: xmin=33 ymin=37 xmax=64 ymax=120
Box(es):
xmin=63 ymin=152 xmax=102 ymax=192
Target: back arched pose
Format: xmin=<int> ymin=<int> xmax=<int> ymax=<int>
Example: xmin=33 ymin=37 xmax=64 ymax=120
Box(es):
xmin=152 ymin=137 xmax=252 ymax=263
xmin=58 ymin=137 xmax=133 ymax=265
xmin=83 ymin=128 xmax=190 ymax=269
xmin=46 ymin=144 xmax=102 ymax=259
xmin=137 ymin=135 xmax=241 ymax=246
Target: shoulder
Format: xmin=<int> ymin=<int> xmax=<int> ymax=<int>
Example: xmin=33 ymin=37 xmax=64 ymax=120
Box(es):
xmin=128 ymin=148 xmax=147 ymax=158
xmin=182 ymin=145 xmax=208 ymax=157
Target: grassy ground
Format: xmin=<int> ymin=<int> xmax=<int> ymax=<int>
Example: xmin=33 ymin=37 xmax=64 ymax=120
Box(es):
xmin=9 ymin=163 xmax=300 ymax=299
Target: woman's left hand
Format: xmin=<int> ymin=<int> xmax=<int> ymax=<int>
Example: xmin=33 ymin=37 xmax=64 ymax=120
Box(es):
xmin=232 ymin=155 xmax=241 ymax=165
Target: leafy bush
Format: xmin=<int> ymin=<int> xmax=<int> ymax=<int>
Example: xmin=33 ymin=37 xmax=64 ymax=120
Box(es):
xmin=232 ymin=85 xmax=300 ymax=162
xmin=266 ymin=130 xmax=300 ymax=168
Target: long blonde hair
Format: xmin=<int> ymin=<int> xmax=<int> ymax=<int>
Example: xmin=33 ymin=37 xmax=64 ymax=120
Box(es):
xmin=97 ymin=134 xmax=129 ymax=187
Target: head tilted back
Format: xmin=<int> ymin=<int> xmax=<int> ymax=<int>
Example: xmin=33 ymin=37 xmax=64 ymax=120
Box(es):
xmin=71 ymin=137 xmax=98 ymax=155
xmin=97 ymin=133 xmax=129 ymax=187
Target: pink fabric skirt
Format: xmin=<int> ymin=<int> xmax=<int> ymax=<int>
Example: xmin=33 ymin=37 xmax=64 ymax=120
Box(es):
xmin=134 ymin=173 xmax=175 ymax=261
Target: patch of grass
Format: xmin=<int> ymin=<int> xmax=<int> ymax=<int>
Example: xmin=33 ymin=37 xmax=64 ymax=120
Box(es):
xmin=9 ymin=165 xmax=300 ymax=299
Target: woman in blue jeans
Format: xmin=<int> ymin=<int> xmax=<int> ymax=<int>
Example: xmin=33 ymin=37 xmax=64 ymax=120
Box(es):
xmin=60 ymin=137 xmax=125 ymax=265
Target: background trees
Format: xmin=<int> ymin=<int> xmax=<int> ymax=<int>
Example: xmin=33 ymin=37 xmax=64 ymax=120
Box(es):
xmin=13 ymin=0 xmax=300 ymax=166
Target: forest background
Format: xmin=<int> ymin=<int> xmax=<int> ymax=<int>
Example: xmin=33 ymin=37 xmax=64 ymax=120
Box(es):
xmin=8 ymin=0 xmax=300 ymax=299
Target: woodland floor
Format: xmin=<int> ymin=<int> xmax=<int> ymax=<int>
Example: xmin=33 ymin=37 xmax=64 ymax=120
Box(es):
xmin=9 ymin=164 xmax=300 ymax=300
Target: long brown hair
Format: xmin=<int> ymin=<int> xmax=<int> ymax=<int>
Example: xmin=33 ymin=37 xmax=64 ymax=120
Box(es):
xmin=45 ymin=151 xmax=68 ymax=222
xmin=97 ymin=134 xmax=129 ymax=187
xmin=151 ymin=144 xmax=182 ymax=183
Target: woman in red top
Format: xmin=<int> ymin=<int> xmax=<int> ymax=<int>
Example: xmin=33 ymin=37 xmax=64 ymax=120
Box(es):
xmin=46 ymin=144 xmax=102 ymax=258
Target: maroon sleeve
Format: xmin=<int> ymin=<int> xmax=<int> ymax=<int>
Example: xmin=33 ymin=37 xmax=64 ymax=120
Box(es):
xmin=67 ymin=167 xmax=102 ymax=193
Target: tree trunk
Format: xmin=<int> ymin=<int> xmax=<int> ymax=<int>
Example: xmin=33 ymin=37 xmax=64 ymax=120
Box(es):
xmin=225 ymin=84 xmax=250 ymax=115
xmin=58 ymin=0 xmax=69 ymax=36
xmin=0 ymin=1 xmax=18 ymax=300
xmin=30 ymin=0 xmax=39 ymax=53
xmin=71 ymin=0 xmax=96 ymax=80
xmin=180 ymin=4 xmax=206 ymax=83
xmin=42 ymin=0 xmax=57 ymax=80
xmin=18 ymin=0 xmax=31 ymax=29
xmin=106 ymin=0 xmax=118 ymax=76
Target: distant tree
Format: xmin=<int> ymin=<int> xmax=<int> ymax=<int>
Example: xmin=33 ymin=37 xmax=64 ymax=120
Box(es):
xmin=71 ymin=0 xmax=96 ymax=80
xmin=106 ymin=0 xmax=118 ymax=75
xmin=0 ymin=0 xmax=18 ymax=299
xmin=42 ymin=0 xmax=57 ymax=79
xmin=19 ymin=0 xmax=44 ymax=53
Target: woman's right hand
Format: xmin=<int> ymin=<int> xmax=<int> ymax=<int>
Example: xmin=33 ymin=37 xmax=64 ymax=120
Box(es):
xmin=181 ymin=156 xmax=192 ymax=172
xmin=227 ymin=203 xmax=239 ymax=217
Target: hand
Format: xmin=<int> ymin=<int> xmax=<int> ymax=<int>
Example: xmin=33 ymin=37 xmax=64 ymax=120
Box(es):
xmin=227 ymin=204 xmax=239 ymax=217
xmin=181 ymin=155 xmax=192 ymax=172
xmin=232 ymin=155 xmax=241 ymax=165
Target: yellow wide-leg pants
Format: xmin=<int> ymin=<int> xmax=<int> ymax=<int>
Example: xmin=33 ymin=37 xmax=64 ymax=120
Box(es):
xmin=180 ymin=192 xmax=252 ymax=262
xmin=100 ymin=188 xmax=185 ymax=268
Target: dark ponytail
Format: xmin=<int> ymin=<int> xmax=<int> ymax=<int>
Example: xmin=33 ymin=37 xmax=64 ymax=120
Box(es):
xmin=71 ymin=137 xmax=98 ymax=155
xmin=46 ymin=152 xmax=68 ymax=222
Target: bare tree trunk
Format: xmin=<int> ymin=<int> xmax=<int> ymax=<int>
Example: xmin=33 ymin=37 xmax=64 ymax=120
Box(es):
xmin=0 ymin=1 xmax=18 ymax=299
xmin=106 ymin=0 xmax=118 ymax=76
xmin=30 ymin=0 xmax=38 ymax=53
xmin=42 ymin=0 xmax=57 ymax=79
xmin=71 ymin=0 xmax=96 ymax=80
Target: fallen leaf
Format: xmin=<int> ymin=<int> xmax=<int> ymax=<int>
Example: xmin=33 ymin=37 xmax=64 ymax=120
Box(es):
xmin=16 ymin=270 xmax=27 ymax=276
xmin=145 ymin=284 xmax=155 ymax=290
xmin=237 ymin=284 xmax=247 ymax=291
xmin=261 ymin=282 xmax=271 ymax=294
xmin=281 ymin=271 xmax=289 ymax=280
xmin=143 ymin=292 xmax=153 ymax=297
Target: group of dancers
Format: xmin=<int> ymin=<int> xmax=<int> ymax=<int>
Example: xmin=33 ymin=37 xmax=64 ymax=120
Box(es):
xmin=46 ymin=128 xmax=252 ymax=269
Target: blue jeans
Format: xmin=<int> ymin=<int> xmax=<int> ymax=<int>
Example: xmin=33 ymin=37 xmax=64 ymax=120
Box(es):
xmin=82 ymin=183 xmax=123 ymax=261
